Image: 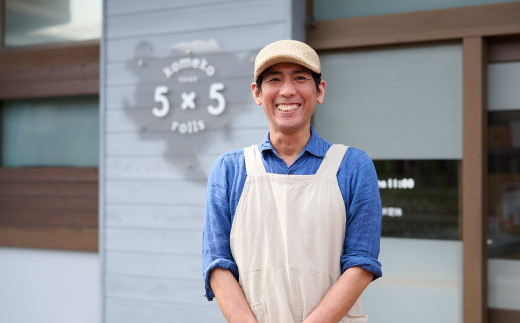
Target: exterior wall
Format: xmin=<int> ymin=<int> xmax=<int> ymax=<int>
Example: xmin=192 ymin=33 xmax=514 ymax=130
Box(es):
xmin=0 ymin=247 xmax=100 ymax=323
xmin=100 ymin=0 xmax=306 ymax=321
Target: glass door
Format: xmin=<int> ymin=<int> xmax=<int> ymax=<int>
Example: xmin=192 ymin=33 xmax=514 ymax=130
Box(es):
xmin=487 ymin=44 xmax=520 ymax=322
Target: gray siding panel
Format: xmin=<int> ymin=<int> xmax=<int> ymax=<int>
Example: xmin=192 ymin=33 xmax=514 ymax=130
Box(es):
xmin=106 ymin=22 xmax=287 ymax=63
xmin=105 ymin=228 xmax=202 ymax=254
xmin=107 ymin=0 xmax=248 ymax=16
xmin=102 ymin=0 xmax=303 ymax=321
xmin=105 ymin=275 xmax=206 ymax=304
xmin=106 ymin=55 xmax=254 ymax=86
xmin=105 ymin=180 xmax=206 ymax=204
xmin=105 ymin=103 xmax=268 ymax=133
xmin=106 ymin=128 xmax=267 ymax=156
xmin=105 ymin=298 xmax=223 ymax=323
xmin=105 ymin=156 xmax=217 ymax=180
xmin=106 ymin=252 xmax=202 ymax=279
xmin=107 ymin=1 xmax=285 ymax=39
xmin=106 ymin=204 xmax=204 ymax=229
xmin=105 ymin=79 xmax=254 ymax=109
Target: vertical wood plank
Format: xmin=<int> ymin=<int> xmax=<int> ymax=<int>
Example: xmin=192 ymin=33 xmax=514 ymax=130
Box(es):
xmin=462 ymin=36 xmax=487 ymax=323
xmin=0 ymin=0 xmax=4 ymax=49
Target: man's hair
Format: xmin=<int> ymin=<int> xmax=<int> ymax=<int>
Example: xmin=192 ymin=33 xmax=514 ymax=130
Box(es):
xmin=256 ymin=71 xmax=322 ymax=94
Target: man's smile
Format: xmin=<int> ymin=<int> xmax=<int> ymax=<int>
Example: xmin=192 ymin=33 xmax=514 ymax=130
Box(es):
xmin=275 ymin=103 xmax=301 ymax=112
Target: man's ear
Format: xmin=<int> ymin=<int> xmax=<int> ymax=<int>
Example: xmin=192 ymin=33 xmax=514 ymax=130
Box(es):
xmin=251 ymin=82 xmax=262 ymax=106
xmin=317 ymin=80 xmax=326 ymax=104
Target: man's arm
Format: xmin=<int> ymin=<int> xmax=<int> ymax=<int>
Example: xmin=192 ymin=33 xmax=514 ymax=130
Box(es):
xmin=303 ymin=266 xmax=373 ymax=323
xmin=210 ymin=268 xmax=257 ymax=323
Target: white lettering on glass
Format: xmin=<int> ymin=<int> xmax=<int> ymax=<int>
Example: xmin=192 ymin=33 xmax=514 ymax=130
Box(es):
xmin=382 ymin=207 xmax=403 ymax=217
xmin=378 ymin=178 xmax=415 ymax=190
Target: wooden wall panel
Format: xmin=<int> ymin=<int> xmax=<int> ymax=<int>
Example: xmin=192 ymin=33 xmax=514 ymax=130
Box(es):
xmin=0 ymin=168 xmax=99 ymax=251
xmin=0 ymin=43 xmax=99 ymax=70
xmin=307 ymin=2 xmax=520 ymax=51
xmin=0 ymin=43 xmax=100 ymax=99
xmin=0 ymin=226 xmax=98 ymax=251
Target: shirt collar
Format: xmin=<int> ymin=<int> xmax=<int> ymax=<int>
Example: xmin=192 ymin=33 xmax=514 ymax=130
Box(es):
xmin=259 ymin=126 xmax=329 ymax=158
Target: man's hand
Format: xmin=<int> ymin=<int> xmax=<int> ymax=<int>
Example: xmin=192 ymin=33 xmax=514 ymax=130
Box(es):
xmin=303 ymin=267 xmax=373 ymax=323
xmin=210 ymin=268 xmax=258 ymax=323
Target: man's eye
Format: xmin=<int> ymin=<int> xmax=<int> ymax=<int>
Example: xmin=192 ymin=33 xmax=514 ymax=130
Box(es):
xmin=267 ymin=78 xmax=280 ymax=82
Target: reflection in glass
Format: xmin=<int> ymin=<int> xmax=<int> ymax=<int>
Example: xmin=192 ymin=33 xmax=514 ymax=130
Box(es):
xmin=314 ymin=0 xmax=519 ymax=21
xmin=488 ymin=110 xmax=520 ymax=260
xmin=374 ymin=160 xmax=459 ymax=240
xmin=1 ymin=96 xmax=99 ymax=167
xmin=4 ymin=0 xmax=101 ymax=47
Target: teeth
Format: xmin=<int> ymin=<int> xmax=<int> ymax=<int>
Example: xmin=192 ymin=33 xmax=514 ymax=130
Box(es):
xmin=276 ymin=104 xmax=300 ymax=112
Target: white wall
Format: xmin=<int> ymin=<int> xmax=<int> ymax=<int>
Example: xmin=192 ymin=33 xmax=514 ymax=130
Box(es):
xmin=0 ymin=247 xmax=100 ymax=323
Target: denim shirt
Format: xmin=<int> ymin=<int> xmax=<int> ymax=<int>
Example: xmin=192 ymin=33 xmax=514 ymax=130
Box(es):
xmin=202 ymin=126 xmax=382 ymax=301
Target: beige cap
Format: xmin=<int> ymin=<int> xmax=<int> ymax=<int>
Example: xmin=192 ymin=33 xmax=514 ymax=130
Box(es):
xmin=254 ymin=40 xmax=321 ymax=82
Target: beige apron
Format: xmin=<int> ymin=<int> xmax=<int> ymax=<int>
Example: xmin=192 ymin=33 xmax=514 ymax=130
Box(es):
xmin=230 ymin=144 xmax=367 ymax=323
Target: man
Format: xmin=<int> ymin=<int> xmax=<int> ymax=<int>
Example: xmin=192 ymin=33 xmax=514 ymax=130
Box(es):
xmin=202 ymin=40 xmax=382 ymax=323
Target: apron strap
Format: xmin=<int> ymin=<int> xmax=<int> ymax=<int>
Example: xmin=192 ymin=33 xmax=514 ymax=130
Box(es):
xmin=316 ymin=144 xmax=349 ymax=176
xmin=243 ymin=145 xmax=267 ymax=176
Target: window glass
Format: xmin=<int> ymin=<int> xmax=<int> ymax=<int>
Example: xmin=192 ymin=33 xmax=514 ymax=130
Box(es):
xmin=487 ymin=110 xmax=520 ymax=258
xmin=487 ymin=60 xmax=520 ymax=314
xmin=1 ymin=96 xmax=99 ymax=167
xmin=314 ymin=0 xmax=519 ymax=21
xmin=487 ymin=61 xmax=520 ymax=259
xmin=314 ymin=44 xmax=462 ymax=160
xmin=4 ymin=0 xmax=101 ymax=47
xmin=314 ymin=44 xmax=462 ymax=239
xmin=375 ymin=160 xmax=459 ymax=239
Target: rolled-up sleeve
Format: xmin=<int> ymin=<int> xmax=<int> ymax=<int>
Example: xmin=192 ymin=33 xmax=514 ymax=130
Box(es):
xmin=340 ymin=150 xmax=382 ymax=280
xmin=201 ymin=155 xmax=239 ymax=300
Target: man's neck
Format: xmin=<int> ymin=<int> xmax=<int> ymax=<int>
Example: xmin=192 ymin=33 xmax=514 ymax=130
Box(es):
xmin=269 ymin=127 xmax=312 ymax=167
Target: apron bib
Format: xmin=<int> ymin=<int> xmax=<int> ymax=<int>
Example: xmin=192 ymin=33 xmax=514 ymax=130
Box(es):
xmin=230 ymin=144 xmax=367 ymax=323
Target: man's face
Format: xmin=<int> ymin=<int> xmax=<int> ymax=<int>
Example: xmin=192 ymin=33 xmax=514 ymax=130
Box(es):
xmin=251 ymin=63 xmax=326 ymax=135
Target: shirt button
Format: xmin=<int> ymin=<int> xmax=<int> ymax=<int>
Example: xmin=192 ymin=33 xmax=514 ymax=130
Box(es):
xmin=288 ymin=170 xmax=293 ymax=175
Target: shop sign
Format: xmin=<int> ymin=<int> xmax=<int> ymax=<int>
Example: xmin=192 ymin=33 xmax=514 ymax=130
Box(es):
xmin=152 ymin=56 xmax=225 ymax=135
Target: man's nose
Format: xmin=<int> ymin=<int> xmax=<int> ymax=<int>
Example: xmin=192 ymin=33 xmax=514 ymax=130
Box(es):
xmin=279 ymin=80 xmax=296 ymax=96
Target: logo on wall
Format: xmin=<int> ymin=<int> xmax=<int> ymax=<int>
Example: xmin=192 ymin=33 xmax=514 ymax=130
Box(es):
xmin=123 ymin=39 xmax=255 ymax=178
xmin=153 ymin=55 xmax=226 ymax=135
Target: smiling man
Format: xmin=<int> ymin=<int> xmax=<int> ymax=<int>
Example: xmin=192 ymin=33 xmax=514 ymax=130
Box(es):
xmin=202 ymin=40 xmax=382 ymax=323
